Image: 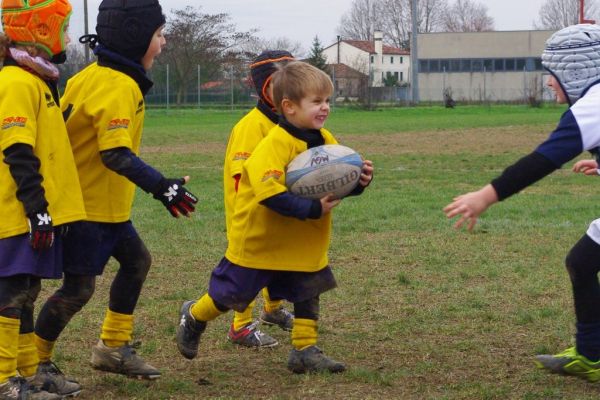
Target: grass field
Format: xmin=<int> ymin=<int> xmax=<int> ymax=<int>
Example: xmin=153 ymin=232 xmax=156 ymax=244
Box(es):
xmin=38 ymin=104 xmax=600 ymax=399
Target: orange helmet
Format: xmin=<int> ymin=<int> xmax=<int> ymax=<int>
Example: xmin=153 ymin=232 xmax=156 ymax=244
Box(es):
xmin=1 ymin=0 xmax=72 ymax=56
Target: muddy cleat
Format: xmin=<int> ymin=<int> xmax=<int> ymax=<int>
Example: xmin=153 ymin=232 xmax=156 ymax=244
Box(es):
xmin=91 ymin=340 xmax=161 ymax=380
xmin=227 ymin=321 xmax=278 ymax=348
xmin=534 ymin=346 xmax=600 ymax=382
xmin=0 ymin=376 xmax=61 ymax=400
xmin=176 ymin=300 xmax=207 ymax=359
xmin=28 ymin=361 xmax=81 ymax=397
xmin=260 ymin=306 xmax=293 ymax=332
xmin=287 ymin=345 xmax=346 ymax=374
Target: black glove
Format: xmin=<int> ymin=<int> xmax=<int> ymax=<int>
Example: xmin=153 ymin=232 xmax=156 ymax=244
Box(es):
xmin=153 ymin=178 xmax=198 ymax=217
xmin=27 ymin=210 xmax=54 ymax=250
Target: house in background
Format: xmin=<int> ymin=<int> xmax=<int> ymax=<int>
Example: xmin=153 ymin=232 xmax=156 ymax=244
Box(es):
xmin=323 ymin=31 xmax=410 ymax=98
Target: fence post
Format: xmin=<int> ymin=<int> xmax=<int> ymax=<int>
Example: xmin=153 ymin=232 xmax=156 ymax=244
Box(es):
xmin=197 ymin=64 xmax=201 ymax=109
xmin=166 ymin=64 xmax=170 ymax=110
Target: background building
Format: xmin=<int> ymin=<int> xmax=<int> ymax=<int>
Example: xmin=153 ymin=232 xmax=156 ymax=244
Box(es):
xmin=417 ymin=30 xmax=555 ymax=103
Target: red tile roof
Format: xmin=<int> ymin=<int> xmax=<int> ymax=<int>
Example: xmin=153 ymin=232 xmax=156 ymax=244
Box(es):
xmin=343 ymin=40 xmax=409 ymax=55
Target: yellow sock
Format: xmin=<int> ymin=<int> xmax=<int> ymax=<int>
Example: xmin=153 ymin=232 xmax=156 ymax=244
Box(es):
xmin=190 ymin=294 xmax=224 ymax=322
xmin=291 ymin=318 xmax=318 ymax=350
xmin=100 ymin=309 xmax=133 ymax=348
xmin=0 ymin=316 xmax=20 ymax=383
xmin=233 ymin=301 xmax=255 ymax=331
xmin=34 ymin=334 xmax=55 ymax=363
xmin=262 ymin=288 xmax=283 ymax=314
xmin=17 ymin=333 xmax=38 ymax=378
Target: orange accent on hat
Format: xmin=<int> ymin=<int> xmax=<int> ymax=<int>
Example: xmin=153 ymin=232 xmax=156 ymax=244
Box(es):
xmin=2 ymin=0 xmax=72 ymax=56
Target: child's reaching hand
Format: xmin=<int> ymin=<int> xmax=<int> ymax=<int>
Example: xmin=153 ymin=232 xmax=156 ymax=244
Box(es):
xmin=573 ymin=159 xmax=600 ymax=176
xmin=359 ymin=160 xmax=374 ymax=187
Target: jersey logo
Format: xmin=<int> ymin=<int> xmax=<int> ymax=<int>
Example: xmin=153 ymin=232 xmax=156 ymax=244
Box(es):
xmin=261 ymin=169 xmax=283 ymax=182
xmin=1 ymin=116 xmax=27 ymax=130
xmin=233 ymin=151 xmax=251 ymax=161
xmin=136 ymin=99 xmax=144 ymax=115
xmin=107 ymin=118 xmax=130 ymax=130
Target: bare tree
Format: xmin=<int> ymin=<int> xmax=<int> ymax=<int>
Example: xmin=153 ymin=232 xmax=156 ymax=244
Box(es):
xmin=536 ymin=0 xmax=599 ymax=29
xmin=379 ymin=0 xmax=447 ymax=48
xmin=443 ymin=0 xmax=494 ymax=32
xmin=159 ymin=6 xmax=255 ymax=105
xmin=242 ymin=36 xmax=306 ymax=59
xmin=337 ymin=0 xmax=384 ymax=41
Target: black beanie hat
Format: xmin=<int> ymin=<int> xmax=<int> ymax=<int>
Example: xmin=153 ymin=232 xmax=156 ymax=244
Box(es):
xmin=250 ymin=50 xmax=294 ymax=106
xmin=96 ymin=0 xmax=166 ymax=62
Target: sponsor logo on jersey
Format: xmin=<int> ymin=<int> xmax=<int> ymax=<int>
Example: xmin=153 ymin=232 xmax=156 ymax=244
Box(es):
xmin=233 ymin=151 xmax=251 ymax=161
xmin=1 ymin=116 xmax=27 ymax=129
xmin=45 ymin=93 xmax=55 ymax=107
xmin=107 ymin=118 xmax=130 ymax=130
xmin=261 ymin=169 xmax=283 ymax=182
xmin=136 ymin=99 xmax=144 ymax=115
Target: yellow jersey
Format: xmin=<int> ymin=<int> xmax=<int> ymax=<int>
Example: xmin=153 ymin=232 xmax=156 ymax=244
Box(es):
xmin=223 ymin=106 xmax=277 ymax=234
xmin=61 ymin=62 xmax=145 ymax=223
xmin=225 ymin=124 xmax=338 ymax=272
xmin=0 ymin=66 xmax=86 ymax=239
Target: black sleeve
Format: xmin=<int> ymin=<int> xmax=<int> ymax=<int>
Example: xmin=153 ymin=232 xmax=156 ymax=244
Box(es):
xmin=261 ymin=191 xmax=322 ymax=220
xmin=100 ymin=147 xmax=164 ymax=194
xmin=490 ymin=151 xmax=558 ymax=201
xmin=2 ymin=143 xmax=48 ymax=214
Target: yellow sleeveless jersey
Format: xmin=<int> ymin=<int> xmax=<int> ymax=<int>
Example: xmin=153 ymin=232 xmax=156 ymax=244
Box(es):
xmin=61 ymin=62 xmax=145 ymax=222
xmin=223 ymin=107 xmax=276 ymax=234
xmin=0 ymin=66 xmax=86 ymax=239
xmin=225 ymin=124 xmax=338 ymax=272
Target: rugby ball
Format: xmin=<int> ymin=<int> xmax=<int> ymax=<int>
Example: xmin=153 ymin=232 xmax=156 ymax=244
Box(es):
xmin=286 ymin=144 xmax=363 ymax=199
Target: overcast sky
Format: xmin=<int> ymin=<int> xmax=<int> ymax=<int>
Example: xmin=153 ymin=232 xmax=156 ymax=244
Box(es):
xmin=70 ymin=0 xmax=549 ymax=52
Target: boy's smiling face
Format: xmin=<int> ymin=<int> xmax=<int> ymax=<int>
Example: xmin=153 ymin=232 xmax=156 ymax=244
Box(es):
xmin=283 ymin=92 xmax=330 ymax=130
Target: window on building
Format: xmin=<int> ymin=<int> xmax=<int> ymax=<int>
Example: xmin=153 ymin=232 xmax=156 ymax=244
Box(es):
xmin=505 ymin=58 xmax=515 ymax=71
xmin=460 ymin=59 xmax=470 ymax=72
xmin=391 ymin=56 xmax=394 ymax=64
xmin=483 ymin=59 xmax=493 ymax=72
xmin=534 ymin=58 xmax=543 ymax=71
xmin=370 ymin=55 xmax=374 ymax=63
xmin=419 ymin=59 xmax=429 ymax=72
xmin=394 ymin=72 xmax=399 ymax=80
xmin=516 ymin=58 xmax=526 ymax=70
xmin=430 ymin=59 xmax=440 ymax=72
xmin=472 ymin=59 xmax=483 ymax=72
xmin=400 ymin=56 xmax=403 ymax=64
xmin=440 ymin=59 xmax=450 ymax=72
xmin=494 ymin=59 xmax=504 ymax=71
xmin=449 ymin=59 xmax=460 ymax=72
xmin=400 ymin=71 xmax=403 ymax=81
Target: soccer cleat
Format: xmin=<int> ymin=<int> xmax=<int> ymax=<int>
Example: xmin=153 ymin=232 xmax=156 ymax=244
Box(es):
xmin=259 ymin=306 xmax=294 ymax=332
xmin=28 ymin=361 xmax=82 ymax=397
xmin=534 ymin=346 xmax=600 ymax=382
xmin=91 ymin=340 xmax=161 ymax=380
xmin=287 ymin=345 xmax=346 ymax=374
xmin=227 ymin=321 xmax=278 ymax=348
xmin=176 ymin=300 xmax=207 ymax=359
xmin=0 ymin=376 xmax=61 ymax=400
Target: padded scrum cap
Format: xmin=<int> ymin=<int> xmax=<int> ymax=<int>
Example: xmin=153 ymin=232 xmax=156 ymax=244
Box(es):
xmin=1 ymin=0 xmax=72 ymax=56
xmin=96 ymin=0 xmax=165 ymax=62
xmin=250 ymin=50 xmax=294 ymax=106
xmin=542 ymin=23 xmax=600 ymax=105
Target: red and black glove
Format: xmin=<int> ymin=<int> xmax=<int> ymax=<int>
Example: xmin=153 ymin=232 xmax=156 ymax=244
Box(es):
xmin=153 ymin=178 xmax=198 ymax=217
xmin=27 ymin=210 xmax=54 ymax=250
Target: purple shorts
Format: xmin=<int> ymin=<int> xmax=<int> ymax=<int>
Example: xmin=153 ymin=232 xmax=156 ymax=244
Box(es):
xmin=62 ymin=221 xmax=139 ymax=276
xmin=0 ymin=233 xmax=63 ymax=279
xmin=207 ymin=257 xmax=337 ymax=312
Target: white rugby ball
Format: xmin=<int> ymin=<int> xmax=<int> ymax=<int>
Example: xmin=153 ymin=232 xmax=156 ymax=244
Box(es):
xmin=286 ymin=144 xmax=363 ymax=199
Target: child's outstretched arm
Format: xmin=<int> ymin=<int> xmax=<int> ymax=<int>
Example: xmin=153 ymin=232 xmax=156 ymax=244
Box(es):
xmin=359 ymin=159 xmax=374 ymax=187
xmin=443 ymin=184 xmax=498 ymax=231
xmin=573 ymin=159 xmax=600 ymax=176
xmin=100 ymin=147 xmax=198 ymax=218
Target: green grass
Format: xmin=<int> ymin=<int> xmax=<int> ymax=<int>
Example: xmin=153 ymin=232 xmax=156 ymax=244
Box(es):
xmin=39 ymin=104 xmax=600 ymax=399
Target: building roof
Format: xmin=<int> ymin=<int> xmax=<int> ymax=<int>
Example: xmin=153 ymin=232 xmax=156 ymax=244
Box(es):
xmin=328 ymin=63 xmax=367 ymax=79
xmin=343 ymin=40 xmax=409 ymax=55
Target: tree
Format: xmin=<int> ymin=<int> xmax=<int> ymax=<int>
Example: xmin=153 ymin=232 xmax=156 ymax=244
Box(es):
xmin=158 ymin=6 xmax=255 ymax=105
xmin=242 ymin=36 xmax=306 ymax=60
xmin=536 ymin=0 xmax=599 ymax=29
xmin=442 ymin=0 xmax=494 ymax=32
xmin=337 ymin=0 xmax=383 ymax=42
xmin=306 ymin=36 xmax=328 ymax=71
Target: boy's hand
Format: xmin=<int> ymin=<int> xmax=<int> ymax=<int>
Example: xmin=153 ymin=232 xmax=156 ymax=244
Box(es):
xmin=153 ymin=176 xmax=198 ymax=218
xmin=443 ymin=184 xmax=498 ymax=231
xmin=573 ymin=159 xmax=600 ymax=176
xmin=27 ymin=210 xmax=54 ymax=250
xmin=359 ymin=159 xmax=374 ymax=187
xmin=320 ymin=193 xmax=341 ymax=216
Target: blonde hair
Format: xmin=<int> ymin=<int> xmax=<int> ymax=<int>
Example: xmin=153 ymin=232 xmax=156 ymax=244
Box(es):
xmin=271 ymin=61 xmax=333 ymax=114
